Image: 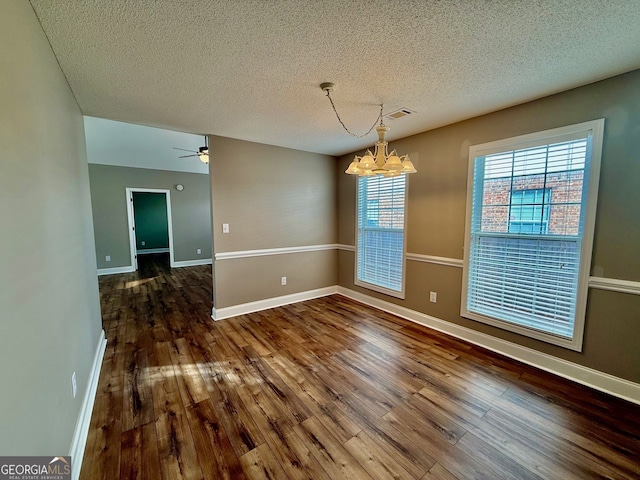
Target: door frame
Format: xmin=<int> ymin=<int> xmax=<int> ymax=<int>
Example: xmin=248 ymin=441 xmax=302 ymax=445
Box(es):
xmin=125 ymin=188 xmax=176 ymax=270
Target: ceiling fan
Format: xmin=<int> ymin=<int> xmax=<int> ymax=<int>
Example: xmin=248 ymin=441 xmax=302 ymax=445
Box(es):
xmin=173 ymin=136 xmax=209 ymax=164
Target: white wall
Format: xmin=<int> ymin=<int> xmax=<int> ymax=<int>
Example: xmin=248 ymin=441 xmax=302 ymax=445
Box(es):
xmin=84 ymin=116 xmax=209 ymax=174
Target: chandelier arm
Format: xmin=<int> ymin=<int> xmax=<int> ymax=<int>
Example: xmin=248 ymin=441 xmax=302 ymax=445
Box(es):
xmin=325 ymin=91 xmax=383 ymax=139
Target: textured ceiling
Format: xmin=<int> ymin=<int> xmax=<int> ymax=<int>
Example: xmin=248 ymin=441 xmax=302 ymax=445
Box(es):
xmin=29 ymin=0 xmax=640 ymax=156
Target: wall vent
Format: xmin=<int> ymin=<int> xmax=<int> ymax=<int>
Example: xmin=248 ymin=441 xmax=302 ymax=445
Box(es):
xmin=384 ymin=108 xmax=416 ymax=121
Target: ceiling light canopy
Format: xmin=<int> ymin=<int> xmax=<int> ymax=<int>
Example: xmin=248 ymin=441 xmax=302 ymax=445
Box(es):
xmin=321 ymin=83 xmax=416 ymax=177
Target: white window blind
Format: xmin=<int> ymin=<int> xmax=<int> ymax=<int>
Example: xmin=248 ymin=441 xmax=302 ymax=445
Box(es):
xmin=462 ymin=120 xmax=604 ymax=350
xmin=356 ymin=175 xmax=407 ymax=297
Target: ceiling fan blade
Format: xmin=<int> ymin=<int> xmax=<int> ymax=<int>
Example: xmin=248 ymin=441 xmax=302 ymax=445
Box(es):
xmin=178 ymin=154 xmax=198 ymax=158
xmin=173 ymin=147 xmax=197 ymax=153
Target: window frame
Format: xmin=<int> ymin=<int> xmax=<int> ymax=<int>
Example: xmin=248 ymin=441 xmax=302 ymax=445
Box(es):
xmin=355 ymin=174 xmax=409 ymax=299
xmin=461 ymin=119 xmax=604 ymax=351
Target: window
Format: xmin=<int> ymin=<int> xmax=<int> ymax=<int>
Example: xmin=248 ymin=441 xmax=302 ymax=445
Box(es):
xmin=462 ymin=119 xmax=604 ymax=350
xmin=508 ymin=188 xmax=550 ymax=234
xmin=356 ymin=175 xmax=407 ymax=298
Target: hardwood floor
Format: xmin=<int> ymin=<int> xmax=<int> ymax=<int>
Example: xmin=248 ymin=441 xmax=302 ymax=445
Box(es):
xmin=81 ymin=256 xmax=640 ymax=479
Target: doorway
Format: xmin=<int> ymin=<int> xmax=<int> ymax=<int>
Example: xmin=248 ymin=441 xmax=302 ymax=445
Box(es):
xmin=126 ymin=188 xmax=175 ymax=270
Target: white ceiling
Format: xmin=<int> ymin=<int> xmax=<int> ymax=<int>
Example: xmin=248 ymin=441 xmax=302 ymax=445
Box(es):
xmin=30 ymin=0 xmax=640 ymax=156
xmin=84 ymin=117 xmax=209 ymax=174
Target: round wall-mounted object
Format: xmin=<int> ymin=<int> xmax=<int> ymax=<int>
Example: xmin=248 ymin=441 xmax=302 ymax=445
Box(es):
xmin=175 ymin=184 xmax=184 ymax=191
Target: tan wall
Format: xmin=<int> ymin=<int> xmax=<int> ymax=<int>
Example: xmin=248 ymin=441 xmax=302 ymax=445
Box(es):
xmin=0 ymin=0 xmax=103 ymax=454
xmin=337 ymin=70 xmax=640 ymax=383
xmin=210 ymin=136 xmax=337 ymax=308
xmin=215 ymin=251 xmax=337 ymax=307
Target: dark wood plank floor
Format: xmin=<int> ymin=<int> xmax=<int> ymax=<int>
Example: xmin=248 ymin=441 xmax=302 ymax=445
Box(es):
xmin=81 ymin=254 xmax=640 ymax=479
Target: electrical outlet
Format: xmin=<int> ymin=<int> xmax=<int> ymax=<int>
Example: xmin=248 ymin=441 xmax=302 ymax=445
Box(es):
xmin=105 ymin=255 xmax=111 ymax=262
xmin=141 ymin=241 xmax=145 ymax=246
xmin=222 ymin=223 xmax=230 ymax=234
xmin=71 ymin=372 xmax=77 ymax=398
xmin=429 ymin=291 xmax=437 ymax=303
xmin=281 ymin=276 xmax=287 ymax=286
xmin=197 ymin=248 xmax=202 ymax=255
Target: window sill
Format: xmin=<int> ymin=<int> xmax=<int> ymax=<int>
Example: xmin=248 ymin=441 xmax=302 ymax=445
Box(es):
xmin=355 ymin=279 xmax=405 ymax=300
xmin=460 ymin=309 xmax=583 ymax=351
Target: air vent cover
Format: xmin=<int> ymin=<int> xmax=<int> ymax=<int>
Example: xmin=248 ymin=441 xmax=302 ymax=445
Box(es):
xmin=384 ymin=108 xmax=416 ymax=121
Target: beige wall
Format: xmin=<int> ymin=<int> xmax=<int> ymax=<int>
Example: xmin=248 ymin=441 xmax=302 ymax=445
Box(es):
xmin=215 ymin=251 xmax=337 ymax=307
xmin=337 ymin=70 xmax=640 ymax=383
xmin=89 ymin=164 xmax=212 ymax=268
xmin=0 ymin=0 xmax=103 ymax=454
xmin=210 ymin=136 xmax=337 ymax=309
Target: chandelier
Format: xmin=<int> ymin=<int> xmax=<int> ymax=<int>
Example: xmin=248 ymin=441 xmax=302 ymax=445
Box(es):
xmin=321 ymin=83 xmax=416 ymax=177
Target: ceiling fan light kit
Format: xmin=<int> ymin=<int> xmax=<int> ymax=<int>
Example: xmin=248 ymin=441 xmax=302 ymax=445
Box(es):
xmin=196 ymin=146 xmax=210 ymax=164
xmin=321 ymin=82 xmax=416 ymax=177
xmin=174 ymin=136 xmax=210 ymax=164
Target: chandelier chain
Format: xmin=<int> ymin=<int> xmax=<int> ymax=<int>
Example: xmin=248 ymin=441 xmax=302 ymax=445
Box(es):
xmin=324 ymin=90 xmax=383 ymax=139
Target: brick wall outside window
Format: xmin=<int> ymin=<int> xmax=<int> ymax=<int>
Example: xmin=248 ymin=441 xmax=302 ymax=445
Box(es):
xmin=481 ymin=171 xmax=584 ymax=235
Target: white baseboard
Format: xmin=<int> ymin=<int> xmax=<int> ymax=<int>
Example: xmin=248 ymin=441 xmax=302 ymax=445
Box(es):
xmin=337 ymin=287 xmax=640 ymax=405
xmin=137 ymin=248 xmax=170 ymax=255
xmin=172 ymin=258 xmax=212 ymax=268
xmin=97 ymin=258 xmax=213 ymax=273
xmin=97 ymin=265 xmax=135 ymax=276
xmin=212 ymin=286 xmax=338 ymax=321
xmin=69 ymin=330 xmax=107 ymax=480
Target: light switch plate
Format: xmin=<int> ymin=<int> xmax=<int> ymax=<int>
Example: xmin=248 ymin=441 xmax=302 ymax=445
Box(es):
xmin=222 ymin=223 xmax=230 ymax=234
